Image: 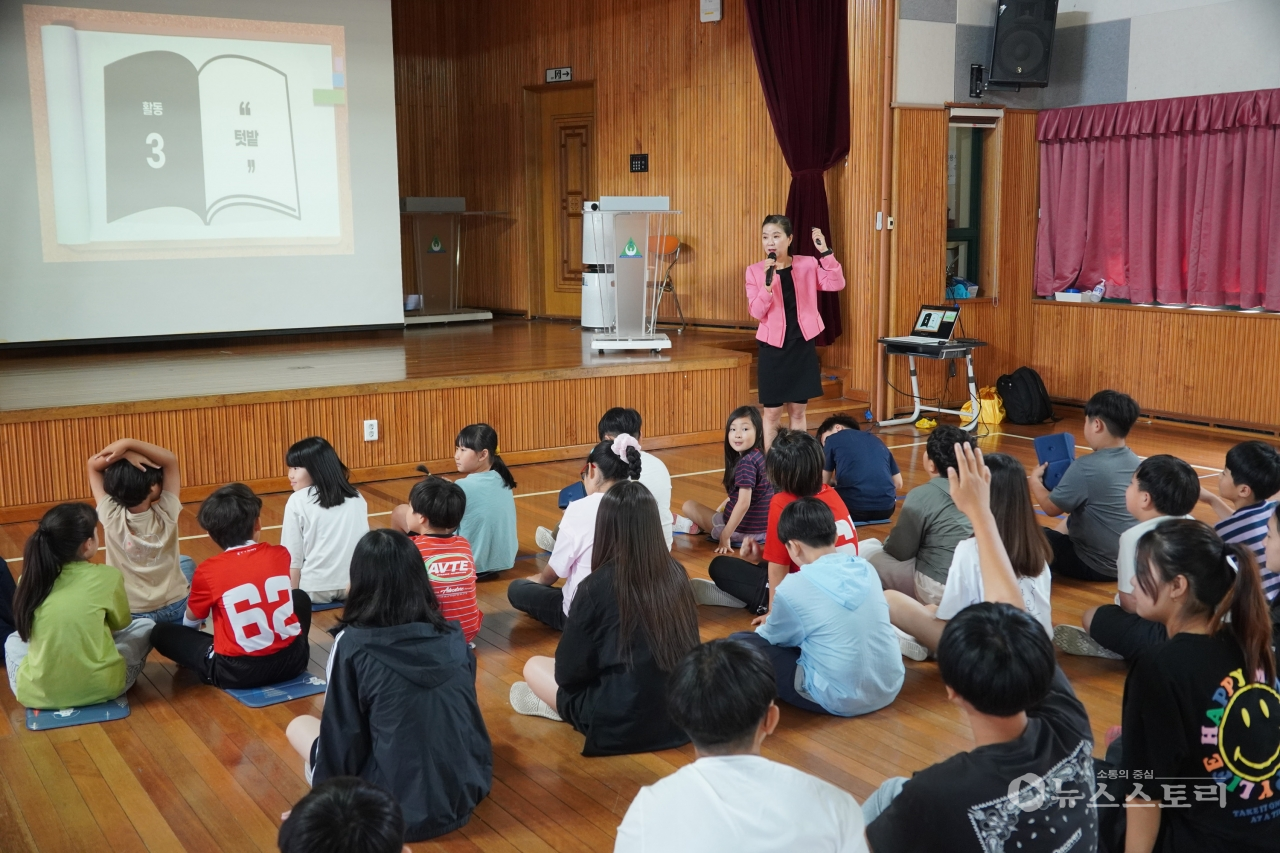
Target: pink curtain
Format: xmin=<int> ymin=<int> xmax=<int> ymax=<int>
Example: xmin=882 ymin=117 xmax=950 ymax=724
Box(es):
xmin=1035 ymin=89 xmax=1280 ymax=309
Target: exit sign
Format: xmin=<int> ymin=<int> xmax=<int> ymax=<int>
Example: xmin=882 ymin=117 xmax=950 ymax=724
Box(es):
xmin=545 ymin=66 xmax=572 ymax=83
xmin=630 ymin=154 xmax=649 ymax=173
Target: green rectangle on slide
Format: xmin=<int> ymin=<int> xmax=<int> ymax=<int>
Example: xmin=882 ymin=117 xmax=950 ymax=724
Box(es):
xmin=313 ymin=88 xmax=346 ymax=105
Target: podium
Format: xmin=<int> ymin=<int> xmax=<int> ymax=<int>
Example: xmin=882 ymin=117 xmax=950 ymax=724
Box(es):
xmin=400 ymin=197 xmax=503 ymax=325
xmin=590 ymin=208 xmax=681 ymax=354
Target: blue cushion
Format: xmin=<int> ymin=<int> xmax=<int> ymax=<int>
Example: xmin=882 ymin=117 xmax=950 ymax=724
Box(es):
xmin=224 ymin=672 xmax=327 ymax=708
xmin=311 ymin=600 xmax=344 ymax=612
xmin=27 ymin=696 xmax=130 ymax=730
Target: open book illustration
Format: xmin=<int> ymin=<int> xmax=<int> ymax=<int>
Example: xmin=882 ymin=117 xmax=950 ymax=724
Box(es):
xmin=39 ymin=24 xmax=343 ymax=247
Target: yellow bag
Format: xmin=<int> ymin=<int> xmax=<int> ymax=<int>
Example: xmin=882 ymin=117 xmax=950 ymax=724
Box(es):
xmin=960 ymin=386 xmax=1006 ymax=426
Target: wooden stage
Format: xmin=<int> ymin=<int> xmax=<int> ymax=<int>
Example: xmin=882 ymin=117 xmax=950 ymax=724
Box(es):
xmin=0 ymin=320 xmax=757 ymax=521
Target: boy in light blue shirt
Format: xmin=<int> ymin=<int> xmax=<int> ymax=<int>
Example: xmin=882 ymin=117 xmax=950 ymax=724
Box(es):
xmin=732 ymin=497 xmax=904 ymax=717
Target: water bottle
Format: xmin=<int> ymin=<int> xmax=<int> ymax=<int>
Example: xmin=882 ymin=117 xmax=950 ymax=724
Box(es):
xmin=1090 ymin=281 xmax=1106 ymax=303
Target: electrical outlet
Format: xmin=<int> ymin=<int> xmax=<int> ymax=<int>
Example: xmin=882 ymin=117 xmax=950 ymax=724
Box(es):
xmin=363 ymin=419 xmax=378 ymax=441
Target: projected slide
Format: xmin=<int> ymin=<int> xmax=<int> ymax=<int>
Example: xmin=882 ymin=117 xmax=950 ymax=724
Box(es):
xmin=24 ymin=6 xmax=354 ymax=261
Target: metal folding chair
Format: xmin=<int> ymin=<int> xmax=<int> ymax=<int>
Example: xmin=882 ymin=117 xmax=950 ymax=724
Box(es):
xmin=647 ymin=235 xmax=686 ymax=333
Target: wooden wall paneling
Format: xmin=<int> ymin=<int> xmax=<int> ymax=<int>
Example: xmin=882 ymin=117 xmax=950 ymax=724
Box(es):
xmin=887 ymin=108 xmax=949 ymax=412
xmin=0 ymin=366 xmax=742 ymax=512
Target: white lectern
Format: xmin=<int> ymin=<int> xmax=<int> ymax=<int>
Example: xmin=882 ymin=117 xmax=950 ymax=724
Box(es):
xmin=590 ymin=207 xmax=681 ymax=354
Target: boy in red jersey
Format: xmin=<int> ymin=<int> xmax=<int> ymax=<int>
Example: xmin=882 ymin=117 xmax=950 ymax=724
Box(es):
xmin=151 ymin=484 xmax=311 ymax=688
xmin=392 ymin=474 xmax=482 ymax=644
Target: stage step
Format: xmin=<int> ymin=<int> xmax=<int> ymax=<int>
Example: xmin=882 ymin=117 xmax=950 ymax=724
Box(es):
xmin=749 ymin=373 xmax=846 ymax=403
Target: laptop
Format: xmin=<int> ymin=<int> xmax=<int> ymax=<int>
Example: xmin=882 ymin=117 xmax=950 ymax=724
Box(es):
xmin=882 ymin=305 xmax=960 ymax=345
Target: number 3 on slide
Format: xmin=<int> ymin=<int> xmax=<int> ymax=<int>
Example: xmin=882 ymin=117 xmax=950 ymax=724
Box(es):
xmin=145 ymin=132 xmax=165 ymax=169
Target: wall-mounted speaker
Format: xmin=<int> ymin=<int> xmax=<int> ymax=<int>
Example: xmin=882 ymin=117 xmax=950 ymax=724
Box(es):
xmin=988 ymin=1 xmax=1058 ymax=87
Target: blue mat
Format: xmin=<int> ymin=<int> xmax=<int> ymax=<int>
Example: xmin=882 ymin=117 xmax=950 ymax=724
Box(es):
xmin=311 ymin=600 xmax=344 ymax=612
xmin=225 ymin=673 xmax=327 ymax=708
xmin=853 ymin=519 xmax=892 ymax=527
xmin=27 ymin=696 xmax=130 ymax=730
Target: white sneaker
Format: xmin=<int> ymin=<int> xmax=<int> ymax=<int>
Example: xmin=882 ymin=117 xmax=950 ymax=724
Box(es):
xmin=1053 ymin=624 xmax=1124 ymax=660
xmin=894 ymin=626 xmax=929 ymax=662
xmin=690 ymin=578 xmax=747 ymax=608
xmin=509 ymin=681 xmax=562 ymax=721
xmin=673 ymin=515 xmax=701 ymax=535
xmin=535 ymin=526 xmax=556 ymax=552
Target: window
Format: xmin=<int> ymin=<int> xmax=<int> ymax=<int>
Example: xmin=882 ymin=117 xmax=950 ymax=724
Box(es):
xmin=946 ymin=126 xmax=982 ymax=291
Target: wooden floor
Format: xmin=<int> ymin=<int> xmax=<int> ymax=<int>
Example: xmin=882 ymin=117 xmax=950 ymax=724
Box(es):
xmin=0 ymin=409 xmax=1245 ymax=852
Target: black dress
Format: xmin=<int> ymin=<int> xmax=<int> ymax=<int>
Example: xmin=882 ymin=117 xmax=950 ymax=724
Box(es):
xmin=756 ymin=267 xmax=823 ymax=407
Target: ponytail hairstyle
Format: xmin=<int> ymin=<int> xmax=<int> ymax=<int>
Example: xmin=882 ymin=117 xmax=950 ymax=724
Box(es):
xmin=587 ymin=434 xmax=643 ymax=483
xmin=985 ymin=453 xmax=1052 ymax=579
xmin=722 ymin=406 xmax=765 ymax=494
xmin=286 ymin=436 xmax=359 ymax=509
xmin=1135 ymin=519 xmax=1275 ymax=685
xmin=456 ymin=424 xmax=516 ymax=490
xmin=14 ymin=503 xmax=98 ymax=642
xmin=591 ymin=481 xmax=699 ymax=672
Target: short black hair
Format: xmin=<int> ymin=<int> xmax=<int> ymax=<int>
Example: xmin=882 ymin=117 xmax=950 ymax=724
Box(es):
xmin=936 ymin=602 xmax=1055 ymax=717
xmin=815 ymin=414 xmax=860 ymax=441
xmin=925 ymin=425 xmax=976 ymax=475
xmin=598 ymin=407 xmax=642 ymax=440
xmin=278 ymin=776 xmax=405 ymax=853
xmin=102 ymin=459 xmax=164 ymax=508
xmin=1225 ymin=440 xmax=1280 ymax=502
xmin=1134 ymin=455 xmax=1200 ymax=516
xmin=408 ymin=475 xmax=466 ymax=531
xmin=667 ymin=640 xmax=776 ymax=753
xmin=765 ymin=429 xmax=824 ymax=497
xmin=1084 ymin=390 xmax=1140 ymax=438
xmin=776 ymin=497 xmax=837 ymax=548
xmin=197 ymin=483 xmax=262 ymax=550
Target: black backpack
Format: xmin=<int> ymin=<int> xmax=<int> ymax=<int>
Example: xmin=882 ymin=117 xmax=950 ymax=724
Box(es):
xmin=996 ymin=367 xmax=1054 ymax=424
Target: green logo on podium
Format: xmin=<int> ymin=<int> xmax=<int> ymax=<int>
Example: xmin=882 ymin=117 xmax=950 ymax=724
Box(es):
xmin=619 ymin=238 xmax=641 ymax=258
xmin=428 ymin=235 xmax=445 ymax=253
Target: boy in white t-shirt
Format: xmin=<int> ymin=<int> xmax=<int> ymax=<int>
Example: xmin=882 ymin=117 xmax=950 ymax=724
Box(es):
xmin=615 ymin=638 xmax=867 ymax=853
xmin=1054 ymin=454 xmax=1199 ymax=663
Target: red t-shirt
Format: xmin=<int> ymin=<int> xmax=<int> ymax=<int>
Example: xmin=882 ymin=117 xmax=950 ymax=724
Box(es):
xmin=762 ymin=485 xmax=860 ymax=572
xmin=410 ymin=534 xmax=482 ymax=643
xmin=187 ymin=542 xmax=302 ymax=657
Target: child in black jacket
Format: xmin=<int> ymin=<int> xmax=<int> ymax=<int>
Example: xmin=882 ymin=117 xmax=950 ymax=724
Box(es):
xmin=286 ymin=529 xmax=492 ymax=841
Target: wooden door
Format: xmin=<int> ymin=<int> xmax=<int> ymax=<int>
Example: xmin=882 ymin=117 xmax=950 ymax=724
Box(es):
xmin=538 ymin=86 xmax=595 ymax=317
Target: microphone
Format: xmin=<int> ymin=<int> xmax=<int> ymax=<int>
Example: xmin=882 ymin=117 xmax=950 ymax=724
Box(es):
xmin=765 ymin=251 xmax=776 ymax=288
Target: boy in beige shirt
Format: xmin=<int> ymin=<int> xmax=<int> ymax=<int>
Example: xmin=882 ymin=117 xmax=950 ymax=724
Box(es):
xmin=88 ymin=438 xmax=194 ymax=623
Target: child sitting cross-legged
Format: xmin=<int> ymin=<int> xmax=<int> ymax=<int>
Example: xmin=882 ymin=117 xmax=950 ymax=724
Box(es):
xmin=677 ymin=405 xmax=774 ymax=553
xmin=5 ymin=503 xmax=155 ymax=709
xmin=1198 ymin=439 xmax=1280 ymax=601
xmin=816 ymin=414 xmax=902 ymax=523
xmin=862 ymin=443 xmax=1099 ymax=852
xmin=731 ymin=497 xmax=903 ymax=716
xmin=281 ymin=436 xmax=369 ymax=604
xmin=1056 ymin=454 xmax=1200 ymax=663
xmin=286 ymin=529 xmax=492 ymax=841
xmin=151 ymin=484 xmax=311 ymax=689
xmin=391 ymin=472 xmax=482 ymax=644
xmin=614 ymin=639 xmax=870 ymax=853
xmin=860 ymin=425 xmax=975 ymax=605
xmin=886 ymin=453 xmax=1053 ymax=662
xmin=87 ymin=438 xmax=196 ymax=623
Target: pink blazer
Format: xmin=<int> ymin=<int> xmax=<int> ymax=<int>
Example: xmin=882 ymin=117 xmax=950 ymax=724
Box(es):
xmin=745 ymin=254 xmax=846 ymax=347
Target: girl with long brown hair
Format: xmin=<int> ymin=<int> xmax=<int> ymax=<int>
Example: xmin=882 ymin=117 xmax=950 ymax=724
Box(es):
xmin=884 ymin=453 xmax=1054 ymax=660
xmin=510 ymin=480 xmax=700 ymax=756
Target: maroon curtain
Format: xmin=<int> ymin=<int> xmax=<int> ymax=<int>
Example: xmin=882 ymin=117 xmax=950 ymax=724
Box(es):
xmin=1035 ymin=89 xmax=1280 ymax=309
xmin=744 ymin=0 xmax=850 ymax=345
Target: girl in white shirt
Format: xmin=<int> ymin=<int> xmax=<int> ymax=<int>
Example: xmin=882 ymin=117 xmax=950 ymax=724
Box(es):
xmin=886 ymin=453 xmax=1053 ymax=660
xmin=281 ymin=437 xmax=369 ymax=603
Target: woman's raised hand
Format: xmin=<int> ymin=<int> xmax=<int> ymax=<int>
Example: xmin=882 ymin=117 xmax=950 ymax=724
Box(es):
xmin=811 ymin=227 xmax=828 ymax=253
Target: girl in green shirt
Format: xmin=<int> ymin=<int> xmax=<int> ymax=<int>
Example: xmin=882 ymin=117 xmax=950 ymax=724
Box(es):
xmin=5 ymin=503 xmax=155 ymax=709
